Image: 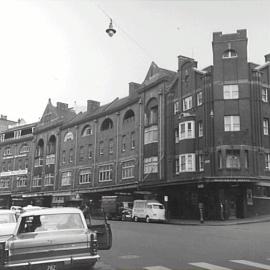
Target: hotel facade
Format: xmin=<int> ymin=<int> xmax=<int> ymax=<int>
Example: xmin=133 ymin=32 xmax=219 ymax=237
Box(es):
xmin=0 ymin=29 xmax=270 ymax=220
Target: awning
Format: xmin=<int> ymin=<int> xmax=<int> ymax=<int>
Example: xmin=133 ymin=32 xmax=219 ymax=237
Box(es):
xmin=255 ymin=181 xmax=270 ymax=187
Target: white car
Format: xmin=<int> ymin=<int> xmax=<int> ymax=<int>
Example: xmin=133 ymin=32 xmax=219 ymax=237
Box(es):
xmin=0 ymin=209 xmax=17 ymax=236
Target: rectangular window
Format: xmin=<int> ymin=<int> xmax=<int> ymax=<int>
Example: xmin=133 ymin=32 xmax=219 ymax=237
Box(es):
xmin=175 ymin=128 xmax=179 ymax=143
xmin=88 ymin=144 xmax=93 ymax=159
xmin=122 ymin=160 xmax=135 ymax=179
xmin=144 ymin=157 xmax=158 ymax=174
xmin=198 ymin=154 xmax=204 ymax=171
xmin=131 ymin=132 xmax=135 ymax=149
xmin=17 ymin=176 xmax=27 ymax=188
xmin=144 ymin=126 xmax=158 ymax=144
xmin=174 ymin=100 xmax=180 ymax=114
xmin=262 ymin=88 xmax=268 ymax=102
xmin=244 ymin=150 xmax=249 ymax=169
xmin=69 ymin=149 xmax=73 ymax=163
xmin=62 ymin=151 xmax=66 ymax=164
xmin=79 ymin=169 xmax=91 ymax=184
xmin=226 ymin=150 xmax=240 ymax=169
xmin=109 ymin=139 xmax=113 ymax=154
xmin=223 ymin=85 xmax=239 ymax=99
xmin=121 ymin=135 xmax=126 ymax=152
xmin=79 ymin=146 xmax=84 ymax=161
xmin=224 ymin=116 xmax=240 ymax=131
xmin=61 ymin=171 xmax=72 ymax=186
xmin=0 ymin=178 xmax=9 ymax=188
xmin=99 ymin=164 xmax=113 ymax=182
xmin=0 ymin=134 xmax=5 ymax=142
xmin=264 ymin=118 xmax=269 ymax=135
xmin=175 ymin=156 xmax=179 ymax=174
xmin=197 ymin=92 xmax=203 ymax=106
xmin=179 ymin=121 xmax=195 ymax=140
xmin=183 ymin=96 xmax=192 ymax=111
xmin=179 ymin=153 xmax=195 ymax=172
xmin=218 ymin=151 xmax=222 ymax=169
xmin=14 ymin=130 xmax=21 ymax=139
xmin=99 ymin=141 xmax=104 ymax=155
xmin=265 ymin=154 xmax=270 ymax=171
xmin=32 ymin=176 xmax=42 ymax=187
xmin=198 ymin=121 xmax=203 ymax=137
xmin=44 ymin=173 xmax=54 ymax=186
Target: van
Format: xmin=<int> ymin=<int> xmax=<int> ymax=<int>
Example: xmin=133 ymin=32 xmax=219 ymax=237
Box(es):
xmin=132 ymin=200 xmax=166 ymax=223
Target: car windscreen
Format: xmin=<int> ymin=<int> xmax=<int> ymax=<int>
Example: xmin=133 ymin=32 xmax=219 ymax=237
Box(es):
xmin=0 ymin=213 xmax=16 ymax=224
xmin=18 ymin=213 xmax=84 ymax=233
xmin=152 ymin=204 xmax=164 ymax=209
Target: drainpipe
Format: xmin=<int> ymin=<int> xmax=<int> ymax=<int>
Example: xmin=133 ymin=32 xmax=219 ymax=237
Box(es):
xmin=93 ymin=119 xmax=98 ymax=187
xmin=138 ymin=98 xmax=143 ymax=183
xmin=115 ymin=112 xmax=120 ymax=184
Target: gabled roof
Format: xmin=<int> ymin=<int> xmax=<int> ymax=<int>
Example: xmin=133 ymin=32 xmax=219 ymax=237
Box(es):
xmin=142 ymin=62 xmax=176 ymax=86
xmin=37 ymin=99 xmax=76 ymax=127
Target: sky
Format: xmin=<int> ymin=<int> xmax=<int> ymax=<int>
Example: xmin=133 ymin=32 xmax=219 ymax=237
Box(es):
xmin=0 ymin=0 xmax=269 ymax=123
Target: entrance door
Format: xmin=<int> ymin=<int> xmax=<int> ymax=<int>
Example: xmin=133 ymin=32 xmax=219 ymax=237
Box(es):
xmin=228 ymin=198 xmax=237 ymax=219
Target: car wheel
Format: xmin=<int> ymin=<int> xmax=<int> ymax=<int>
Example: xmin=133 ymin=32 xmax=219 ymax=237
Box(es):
xmin=82 ymin=261 xmax=96 ymax=270
xmin=134 ymin=216 xmax=138 ymax=222
xmin=146 ymin=216 xmax=151 ymax=223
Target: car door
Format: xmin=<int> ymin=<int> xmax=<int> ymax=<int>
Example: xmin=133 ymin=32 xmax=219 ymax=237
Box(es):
xmin=88 ymin=220 xmax=112 ymax=250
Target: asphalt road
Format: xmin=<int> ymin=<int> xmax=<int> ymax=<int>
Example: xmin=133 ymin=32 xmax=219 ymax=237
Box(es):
xmin=94 ymin=220 xmax=270 ymax=270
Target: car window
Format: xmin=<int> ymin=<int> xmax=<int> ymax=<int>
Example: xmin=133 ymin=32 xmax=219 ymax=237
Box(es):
xmin=147 ymin=205 xmax=152 ymax=209
xmin=0 ymin=213 xmax=16 ymax=224
xmin=152 ymin=204 xmax=164 ymax=209
xmin=18 ymin=213 xmax=84 ymax=233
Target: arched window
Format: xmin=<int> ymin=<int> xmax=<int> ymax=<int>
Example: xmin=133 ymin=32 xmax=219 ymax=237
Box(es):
xmin=144 ymin=98 xmax=158 ymax=126
xmin=123 ymin=110 xmax=135 ymax=125
xmin=47 ymin=135 xmax=56 ymax=155
xmin=20 ymin=143 xmax=30 ymax=154
xmin=35 ymin=139 xmax=44 ymax=157
xmin=223 ymin=49 xmax=237 ymax=58
xmin=101 ymin=118 xmax=113 ymax=131
xmin=64 ymin=131 xmax=74 ymax=142
xmin=82 ymin=125 xmax=92 ymax=136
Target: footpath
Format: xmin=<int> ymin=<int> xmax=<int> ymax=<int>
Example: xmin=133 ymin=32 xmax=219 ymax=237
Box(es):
xmin=167 ymin=214 xmax=270 ymax=226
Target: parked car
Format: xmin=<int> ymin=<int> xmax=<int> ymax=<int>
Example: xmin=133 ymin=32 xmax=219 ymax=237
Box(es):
xmin=0 ymin=210 xmax=17 ymax=236
xmin=0 ymin=207 xmax=112 ymax=269
xmin=132 ymin=200 xmax=166 ymax=223
xmin=22 ymin=205 xmax=44 ymax=212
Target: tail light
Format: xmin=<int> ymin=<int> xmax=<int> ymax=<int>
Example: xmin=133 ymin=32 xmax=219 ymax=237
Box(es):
xmin=89 ymin=233 xmax=98 ymax=255
xmin=0 ymin=242 xmax=8 ymax=265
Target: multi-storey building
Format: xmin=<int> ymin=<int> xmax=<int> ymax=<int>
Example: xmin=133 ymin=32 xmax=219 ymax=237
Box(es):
xmin=0 ymin=29 xmax=270 ymax=220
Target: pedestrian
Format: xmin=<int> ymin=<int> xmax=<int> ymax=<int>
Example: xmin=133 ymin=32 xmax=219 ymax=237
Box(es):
xmin=82 ymin=203 xmax=91 ymax=226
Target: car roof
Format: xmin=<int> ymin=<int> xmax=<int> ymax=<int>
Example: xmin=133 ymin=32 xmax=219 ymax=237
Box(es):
xmin=0 ymin=209 xmax=16 ymax=214
xmin=20 ymin=207 xmax=82 ymax=217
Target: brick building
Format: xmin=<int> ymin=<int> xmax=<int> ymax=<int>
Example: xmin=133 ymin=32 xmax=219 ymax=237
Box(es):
xmin=0 ymin=29 xmax=270 ymax=220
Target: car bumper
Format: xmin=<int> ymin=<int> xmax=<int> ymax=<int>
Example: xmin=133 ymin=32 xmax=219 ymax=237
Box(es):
xmin=1 ymin=254 xmax=100 ymax=269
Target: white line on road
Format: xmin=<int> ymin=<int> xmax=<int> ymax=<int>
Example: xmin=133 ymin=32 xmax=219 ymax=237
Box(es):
xmin=118 ymin=255 xmax=140 ymax=259
xmin=231 ymin=260 xmax=270 ymax=269
xmin=144 ymin=266 xmax=172 ymax=270
xmin=189 ymin=262 xmax=232 ymax=270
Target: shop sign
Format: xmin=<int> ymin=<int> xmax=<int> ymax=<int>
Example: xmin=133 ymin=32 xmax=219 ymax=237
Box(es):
xmin=247 ymin=189 xmax=253 ymax=205
xmin=0 ymin=169 xmax=28 ymax=177
xmin=52 ymin=196 xmax=65 ymax=204
xmin=164 ymin=195 xmax=168 ymax=202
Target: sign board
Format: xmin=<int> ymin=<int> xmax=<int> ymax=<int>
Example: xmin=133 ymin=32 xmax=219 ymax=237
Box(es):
xmin=164 ymin=195 xmax=168 ymax=202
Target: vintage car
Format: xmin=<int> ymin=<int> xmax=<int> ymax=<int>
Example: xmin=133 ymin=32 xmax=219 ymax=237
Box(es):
xmin=0 ymin=210 xmax=17 ymax=236
xmin=0 ymin=207 xmax=112 ymax=270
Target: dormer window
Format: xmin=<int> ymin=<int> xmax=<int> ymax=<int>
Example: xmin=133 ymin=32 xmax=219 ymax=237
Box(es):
xmin=223 ymin=49 xmax=237 ymax=58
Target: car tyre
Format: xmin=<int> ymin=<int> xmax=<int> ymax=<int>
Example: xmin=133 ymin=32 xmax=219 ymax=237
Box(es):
xmin=146 ymin=216 xmax=151 ymax=223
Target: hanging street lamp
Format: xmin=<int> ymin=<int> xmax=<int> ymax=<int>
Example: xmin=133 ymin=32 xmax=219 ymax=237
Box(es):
xmin=106 ymin=18 xmax=116 ymax=37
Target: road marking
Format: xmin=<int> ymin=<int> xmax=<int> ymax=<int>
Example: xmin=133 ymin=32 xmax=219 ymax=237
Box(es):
xmin=144 ymin=266 xmax=172 ymax=270
xmin=189 ymin=262 xmax=232 ymax=270
xmin=119 ymin=255 xmax=140 ymax=259
xmin=231 ymin=260 xmax=270 ymax=269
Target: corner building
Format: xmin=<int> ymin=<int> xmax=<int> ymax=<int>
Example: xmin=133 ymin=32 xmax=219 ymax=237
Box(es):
xmin=1 ymin=29 xmax=270 ymax=220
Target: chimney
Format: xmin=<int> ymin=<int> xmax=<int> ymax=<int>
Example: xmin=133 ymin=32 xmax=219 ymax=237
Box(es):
xmin=56 ymin=102 xmax=68 ymax=110
xmin=265 ymin=54 xmax=270 ymax=63
xmin=87 ymin=100 xmax=100 ymax=113
xmin=129 ymin=82 xmax=140 ymax=97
